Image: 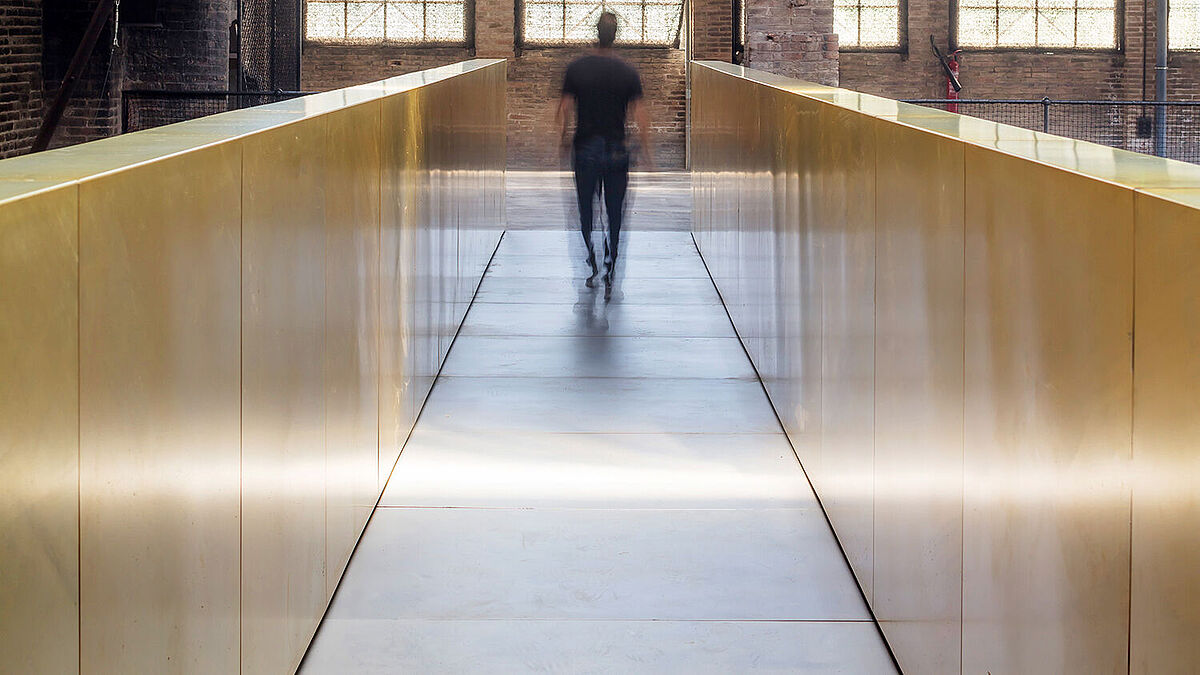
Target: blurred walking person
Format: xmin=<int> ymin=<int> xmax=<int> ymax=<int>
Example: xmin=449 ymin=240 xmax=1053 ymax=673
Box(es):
xmin=557 ymin=11 xmax=653 ymax=300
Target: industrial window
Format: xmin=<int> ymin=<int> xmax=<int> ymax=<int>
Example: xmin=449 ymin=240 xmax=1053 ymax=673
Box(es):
xmin=834 ymin=0 xmax=901 ymax=48
xmin=957 ymin=0 xmax=1116 ymax=48
xmin=521 ymin=0 xmax=686 ymax=47
xmin=304 ymin=0 xmax=469 ymax=43
xmin=1171 ymin=0 xmax=1200 ymax=49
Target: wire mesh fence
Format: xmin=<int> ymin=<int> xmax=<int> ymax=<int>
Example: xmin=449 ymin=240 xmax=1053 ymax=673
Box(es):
xmin=902 ymin=98 xmax=1200 ymax=164
xmin=122 ymin=90 xmax=312 ymax=133
xmin=238 ymin=0 xmax=302 ymax=91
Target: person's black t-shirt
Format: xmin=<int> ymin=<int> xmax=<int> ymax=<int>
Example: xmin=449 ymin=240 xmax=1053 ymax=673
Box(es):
xmin=562 ymin=54 xmax=643 ymax=147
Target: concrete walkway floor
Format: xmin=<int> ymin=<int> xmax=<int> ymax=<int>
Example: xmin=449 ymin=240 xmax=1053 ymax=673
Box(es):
xmin=301 ymin=176 xmax=896 ymax=674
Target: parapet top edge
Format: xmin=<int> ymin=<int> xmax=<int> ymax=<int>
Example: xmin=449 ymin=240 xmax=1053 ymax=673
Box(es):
xmin=692 ymin=59 xmax=1200 ymax=191
xmin=0 ymin=59 xmax=507 ymax=202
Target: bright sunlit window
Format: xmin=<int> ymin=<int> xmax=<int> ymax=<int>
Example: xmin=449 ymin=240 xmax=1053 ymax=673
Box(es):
xmin=834 ymin=0 xmax=901 ymax=48
xmin=521 ymin=0 xmax=685 ymax=46
xmin=305 ymin=0 xmax=468 ymax=43
xmin=957 ymin=0 xmax=1116 ymax=48
xmin=1171 ymin=0 xmax=1200 ymax=49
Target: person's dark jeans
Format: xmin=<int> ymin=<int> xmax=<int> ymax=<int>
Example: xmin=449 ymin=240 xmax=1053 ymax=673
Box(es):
xmin=573 ymin=136 xmax=629 ymax=277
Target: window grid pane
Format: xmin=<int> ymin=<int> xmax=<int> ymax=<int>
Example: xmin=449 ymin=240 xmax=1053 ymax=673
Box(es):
xmin=834 ymin=0 xmax=900 ymax=48
xmin=522 ymin=0 xmax=685 ymax=46
xmin=1171 ymin=0 xmax=1200 ymax=49
xmin=305 ymin=0 xmax=467 ymax=43
xmin=957 ymin=0 xmax=1115 ymax=48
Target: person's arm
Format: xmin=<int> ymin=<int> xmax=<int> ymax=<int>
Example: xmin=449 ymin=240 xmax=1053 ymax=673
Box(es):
xmin=631 ymin=98 xmax=654 ymax=171
xmin=556 ymin=94 xmax=574 ymax=155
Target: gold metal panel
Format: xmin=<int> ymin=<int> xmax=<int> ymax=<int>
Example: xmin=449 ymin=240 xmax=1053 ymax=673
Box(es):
xmin=323 ymin=101 xmax=382 ymax=597
xmin=379 ymin=87 xmax=423 ymax=486
xmin=240 ymin=117 xmax=329 ymax=675
xmin=690 ymin=60 xmax=1197 ymax=673
xmin=0 ymin=58 xmax=507 ymax=675
xmin=1130 ymin=190 xmax=1200 ymax=674
xmin=814 ymin=104 xmax=876 ymax=602
xmin=771 ymin=90 xmax=825 ymax=481
xmin=962 ymin=146 xmax=1133 ymax=673
xmin=0 ymin=186 xmax=79 ymax=674
xmin=77 ymin=143 xmax=242 ymax=673
xmin=873 ymin=122 xmax=965 ymax=674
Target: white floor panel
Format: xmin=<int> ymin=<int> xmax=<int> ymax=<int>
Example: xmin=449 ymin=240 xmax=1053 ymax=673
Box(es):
xmin=323 ymin=507 xmax=871 ymax=622
xmin=302 ymin=201 xmax=894 ymax=670
xmin=440 ymin=336 xmax=755 ymax=379
xmin=419 ymin=377 xmax=782 ymax=434
xmin=302 ymin=619 xmax=896 ymax=674
xmin=380 ymin=431 xmax=816 ymax=509
xmin=474 ymin=276 xmax=722 ymax=306
xmin=485 ymin=252 xmax=711 ymax=279
xmin=498 ymin=230 xmax=697 ymax=257
xmin=459 ymin=302 xmax=737 ymax=338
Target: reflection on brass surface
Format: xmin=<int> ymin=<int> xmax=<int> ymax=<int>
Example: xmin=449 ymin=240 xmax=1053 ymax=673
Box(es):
xmin=324 ymin=101 xmax=382 ymax=597
xmin=0 ymin=186 xmax=79 ymax=674
xmin=240 ymin=117 xmax=330 ymax=675
xmin=1 ymin=59 xmax=505 ymax=674
xmin=380 ymin=87 xmax=421 ymax=484
xmin=1131 ymin=191 xmax=1200 ymax=674
xmin=873 ymin=122 xmax=964 ymax=675
xmin=692 ymin=60 xmax=1197 ymax=674
xmin=813 ymin=103 xmax=876 ymax=602
xmin=79 ymin=144 xmax=242 ymax=672
xmin=962 ymin=147 xmax=1132 ymax=673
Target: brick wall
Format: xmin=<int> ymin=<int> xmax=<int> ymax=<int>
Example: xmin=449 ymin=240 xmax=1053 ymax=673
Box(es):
xmin=38 ymin=0 xmax=232 ymax=151
xmin=302 ymin=43 xmax=470 ymax=88
xmin=506 ymin=47 xmax=687 ymax=169
xmin=41 ymin=0 xmax=122 ymax=149
xmin=0 ymin=0 xmax=43 ymax=158
xmin=693 ymin=0 xmax=734 ymax=60
xmin=122 ymin=1 xmax=233 ymax=90
xmin=744 ymin=0 xmax=839 ymax=85
xmin=838 ymin=0 xmax=1200 ymax=102
xmin=301 ymin=0 xmax=695 ymax=169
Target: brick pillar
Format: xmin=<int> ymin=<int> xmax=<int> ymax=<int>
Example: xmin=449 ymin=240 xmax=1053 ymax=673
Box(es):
xmin=0 ymin=0 xmax=44 ymax=158
xmin=744 ymin=0 xmax=839 ymax=85
xmin=474 ymin=0 xmax=515 ymax=58
xmin=693 ymin=0 xmax=734 ymax=61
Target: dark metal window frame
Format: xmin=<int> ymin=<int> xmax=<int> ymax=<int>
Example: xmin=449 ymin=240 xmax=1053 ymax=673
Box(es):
xmin=836 ymin=0 xmax=908 ymax=53
xmin=950 ymin=0 xmax=1122 ymax=52
xmin=302 ymin=0 xmax=475 ymax=47
xmin=516 ymin=0 xmax=686 ymax=49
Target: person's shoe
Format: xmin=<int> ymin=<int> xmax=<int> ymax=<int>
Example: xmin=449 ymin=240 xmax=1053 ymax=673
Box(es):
xmin=602 ymin=267 xmax=614 ymax=301
xmin=585 ymin=252 xmax=599 ymax=288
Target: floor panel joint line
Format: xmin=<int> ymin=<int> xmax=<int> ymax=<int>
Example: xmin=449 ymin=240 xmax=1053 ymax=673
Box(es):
xmin=295 ymin=228 xmax=509 ymax=673
xmin=688 ymin=230 xmax=904 ymax=674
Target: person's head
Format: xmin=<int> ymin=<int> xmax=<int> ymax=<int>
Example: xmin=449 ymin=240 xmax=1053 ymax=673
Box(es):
xmin=597 ymin=12 xmax=618 ymax=48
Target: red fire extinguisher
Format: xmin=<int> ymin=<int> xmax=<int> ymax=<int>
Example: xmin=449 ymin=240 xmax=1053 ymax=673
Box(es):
xmin=931 ymin=36 xmax=963 ymax=113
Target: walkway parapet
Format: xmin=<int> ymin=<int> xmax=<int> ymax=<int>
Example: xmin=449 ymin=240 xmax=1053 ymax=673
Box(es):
xmin=0 ymin=58 xmax=507 ymax=674
xmin=692 ymin=59 xmax=1200 ymax=675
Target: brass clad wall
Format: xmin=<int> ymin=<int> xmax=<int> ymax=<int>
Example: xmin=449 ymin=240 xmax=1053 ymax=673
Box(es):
xmin=692 ymin=61 xmax=1200 ymax=673
xmin=380 ymin=86 xmax=422 ymax=484
xmin=1130 ymin=190 xmax=1200 ymax=674
xmin=962 ymin=146 xmax=1133 ymax=673
xmin=813 ymin=102 xmax=876 ymax=602
xmin=78 ymin=144 xmax=243 ymax=672
xmin=240 ymin=117 xmax=331 ymax=675
xmin=0 ymin=59 xmax=506 ymax=674
xmin=0 ymin=186 xmax=79 ymax=675
xmin=324 ymin=101 xmax=382 ymax=597
xmin=873 ymin=121 xmax=964 ymax=675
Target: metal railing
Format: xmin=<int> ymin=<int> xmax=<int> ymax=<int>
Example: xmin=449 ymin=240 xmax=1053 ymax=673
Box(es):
xmin=121 ymin=90 xmax=314 ymax=133
xmin=902 ymin=98 xmax=1200 ymax=164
